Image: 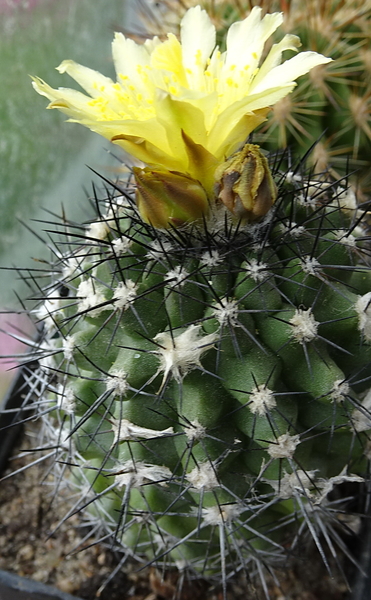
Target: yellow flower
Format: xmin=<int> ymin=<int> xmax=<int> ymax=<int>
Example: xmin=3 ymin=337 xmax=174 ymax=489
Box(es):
xmin=32 ymin=6 xmax=331 ymax=196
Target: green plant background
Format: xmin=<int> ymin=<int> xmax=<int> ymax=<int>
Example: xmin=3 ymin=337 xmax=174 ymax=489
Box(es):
xmin=0 ymin=0 xmax=132 ymax=306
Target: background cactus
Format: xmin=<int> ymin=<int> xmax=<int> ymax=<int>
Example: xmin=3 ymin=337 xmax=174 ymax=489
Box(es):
xmin=8 ymin=148 xmax=371 ymax=597
xmin=141 ymin=0 xmax=371 ymax=195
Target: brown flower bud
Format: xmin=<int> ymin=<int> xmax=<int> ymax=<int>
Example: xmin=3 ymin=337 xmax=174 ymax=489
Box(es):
xmin=133 ymin=168 xmax=209 ymax=229
xmin=214 ymin=144 xmax=277 ymax=221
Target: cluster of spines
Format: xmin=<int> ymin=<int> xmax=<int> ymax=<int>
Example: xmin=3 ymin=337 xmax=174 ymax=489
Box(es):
xmin=2 ymin=152 xmax=371 ymax=598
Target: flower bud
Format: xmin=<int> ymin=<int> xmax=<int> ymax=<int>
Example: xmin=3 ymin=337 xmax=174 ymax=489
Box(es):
xmin=133 ymin=168 xmax=209 ymax=229
xmin=214 ymin=144 xmax=277 ymax=221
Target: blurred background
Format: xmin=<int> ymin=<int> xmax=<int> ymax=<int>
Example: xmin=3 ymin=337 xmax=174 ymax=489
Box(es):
xmin=0 ymin=0 xmax=136 ymax=396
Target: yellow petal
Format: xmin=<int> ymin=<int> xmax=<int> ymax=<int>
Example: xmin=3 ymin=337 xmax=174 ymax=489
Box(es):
xmin=207 ymin=95 xmax=269 ymax=156
xmin=111 ymin=133 xmax=184 ymax=172
xmin=31 ymin=77 xmax=107 ymax=119
xmin=240 ymin=85 xmax=296 ymax=113
xmin=155 ymin=92 xmax=207 ymax=146
xmin=225 ymin=7 xmax=283 ymax=72
xmin=112 ymin=33 xmax=156 ymax=97
xmin=180 ymin=6 xmax=216 ymax=74
xmin=151 ymin=34 xmax=185 ymax=81
xmin=153 ymin=94 xmax=219 ymax=189
xmin=57 ymin=60 xmax=116 ymax=98
xmin=103 ymin=116 xmax=170 ymax=151
xmin=251 ymin=52 xmax=332 ymax=95
xmin=211 ymin=110 xmax=269 ymax=160
xmin=181 ymin=131 xmax=219 ymax=195
xmin=251 ymin=35 xmax=301 ymax=87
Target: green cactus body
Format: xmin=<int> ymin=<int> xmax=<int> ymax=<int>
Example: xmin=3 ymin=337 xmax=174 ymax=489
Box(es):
xmin=20 ymin=159 xmax=371 ymax=591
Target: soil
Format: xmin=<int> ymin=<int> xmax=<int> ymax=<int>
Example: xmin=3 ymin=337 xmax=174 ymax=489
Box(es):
xmin=0 ymin=422 xmax=355 ymax=600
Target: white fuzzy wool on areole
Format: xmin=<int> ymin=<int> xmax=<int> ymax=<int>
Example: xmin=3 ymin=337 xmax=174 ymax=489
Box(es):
xmin=113 ymin=280 xmax=138 ymax=310
xmin=105 ymin=370 xmax=130 ymax=397
xmin=111 ymin=418 xmax=174 ymax=444
xmin=183 ymin=419 xmax=207 ymax=441
xmin=267 ymin=432 xmax=300 ymax=459
xmin=154 ymin=324 xmax=217 ymax=384
xmin=77 ymin=279 xmax=108 ymax=317
xmin=86 ymin=220 xmax=110 ymax=241
xmin=202 ymin=504 xmax=243 ymax=526
xmin=356 ymin=292 xmax=371 ymax=342
xmin=56 ymin=384 xmax=76 ymax=414
xmin=330 ymin=379 xmax=350 ymax=404
xmin=112 ymin=236 xmax=133 ymax=256
xmin=164 ymin=265 xmax=189 ymax=288
xmin=301 ymin=256 xmax=321 ymax=276
xmin=289 ymin=308 xmax=318 ymax=343
xmin=186 ymin=462 xmax=219 ymax=490
xmin=244 ymin=258 xmax=268 ymax=282
xmin=212 ymin=298 xmax=239 ymax=327
xmin=249 ymin=384 xmax=276 ymax=415
xmin=351 ymin=388 xmax=371 ymax=433
xmin=146 ymin=239 xmax=173 ymax=261
xmin=269 ymin=470 xmax=316 ymax=499
xmin=200 ymin=249 xmax=222 ymax=268
xmin=62 ymin=335 xmax=75 ymax=362
xmin=114 ymin=460 xmax=172 ymax=489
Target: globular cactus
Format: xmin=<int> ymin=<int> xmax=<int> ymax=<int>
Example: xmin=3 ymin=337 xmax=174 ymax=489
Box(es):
xmin=14 ymin=151 xmax=371 ymax=596
xmin=6 ymin=4 xmax=371 ymax=598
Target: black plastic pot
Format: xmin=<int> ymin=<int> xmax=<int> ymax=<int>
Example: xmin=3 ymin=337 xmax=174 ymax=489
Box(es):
xmin=0 ymin=569 xmax=83 ymax=600
xmin=0 ymin=361 xmax=35 ymax=474
xmin=348 ymin=492 xmax=371 ymax=600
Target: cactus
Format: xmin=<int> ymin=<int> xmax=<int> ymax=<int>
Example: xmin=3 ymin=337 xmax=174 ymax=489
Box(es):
xmin=143 ymin=0 xmax=371 ymax=194
xmin=4 ymin=4 xmax=371 ymax=598
xmin=9 ymin=150 xmax=371 ymax=596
